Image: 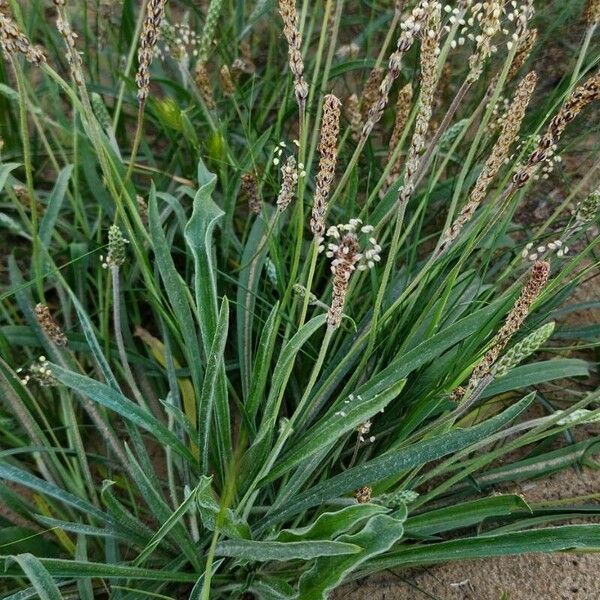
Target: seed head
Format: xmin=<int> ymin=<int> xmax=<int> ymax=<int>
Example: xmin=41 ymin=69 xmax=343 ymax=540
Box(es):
xmin=278 ymin=0 xmax=308 ymax=108
xmin=355 ymin=486 xmax=372 ymax=504
xmin=583 ymin=0 xmax=600 ymax=25
xmin=197 ymin=0 xmax=223 ymax=62
xmin=468 ymin=260 xmax=550 ymax=387
xmin=135 ymin=0 xmax=167 ymax=103
xmin=326 ymin=220 xmax=380 ymax=329
xmin=361 ymin=67 xmax=384 ymax=120
xmin=241 ymin=171 xmax=261 ymax=214
xmin=35 ymin=304 xmax=68 ymax=346
xmin=194 ymin=60 xmax=215 ymax=109
xmin=345 ymin=94 xmax=362 ymax=142
xmin=362 ymin=0 xmax=429 ymax=138
xmin=101 ymin=225 xmax=128 ymax=269
xmin=54 ymin=3 xmax=84 ymax=86
xmin=508 ymin=28 xmax=537 ymax=81
xmin=380 ymin=82 xmax=413 ymax=199
xmin=0 ymin=7 xmax=46 ymax=65
xmin=276 ymin=155 xmax=298 ymax=212
xmin=396 ymin=2 xmax=441 ymax=208
xmin=440 ymin=71 xmax=537 ymax=249
xmin=512 ymin=70 xmax=600 ymax=190
xmin=220 ymin=64 xmax=235 ymax=96
xmin=311 ymin=94 xmax=341 ymax=243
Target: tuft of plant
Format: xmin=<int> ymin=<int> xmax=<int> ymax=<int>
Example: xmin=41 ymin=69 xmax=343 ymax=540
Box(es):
xmin=0 ymin=0 xmax=599 ymax=598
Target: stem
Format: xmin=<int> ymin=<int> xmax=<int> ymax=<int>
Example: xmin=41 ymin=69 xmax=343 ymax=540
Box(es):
xmin=111 ymin=266 xmax=148 ymax=410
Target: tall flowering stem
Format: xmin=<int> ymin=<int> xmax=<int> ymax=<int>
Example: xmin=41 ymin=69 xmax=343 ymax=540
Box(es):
xmin=439 ymin=71 xmax=537 ymax=251
xmin=278 ymin=0 xmax=308 ymax=111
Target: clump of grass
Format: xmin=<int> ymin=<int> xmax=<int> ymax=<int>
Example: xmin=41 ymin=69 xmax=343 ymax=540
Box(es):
xmin=0 ymin=1 xmax=599 ymax=598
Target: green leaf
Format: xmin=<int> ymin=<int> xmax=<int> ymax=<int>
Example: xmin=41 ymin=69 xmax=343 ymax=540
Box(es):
xmin=215 ymin=539 xmax=360 ymax=561
xmin=7 ymin=554 xmax=63 ymax=600
xmin=268 ymin=379 xmax=406 ymax=482
xmin=51 ymin=365 xmax=195 ymax=464
xmin=198 ymin=296 xmax=230 ymax=473
xmin=365 ymin=525 xmax=600 ymax=571
xmin=297 ymin=512 xmax=406 ymax=599
xmin=0 ymin=463 xmax=110 ymax=525
xmin=148 ymin=184 xmax=205 ymax=411
xmin=404 ymin=495 xmax=531 ymax=537
xmin=246 ymin=302 xmax=280 ymax=424
xmin=257 ymin=395 xmax=532 ymax=531
xmin=0 ymin=557 xmax=199 ymax=582
xmin=196 ymin=476 xmax=251 ymax=539
xmin=236 ymin=210 xmax=274 ymax=400
xmin=274 ymin=504 xmax=389 ymax=543
xmin=482 ymin=359 xmax=589 ymax=397
xmin=183 ymin=159 xmax=223 ymax=356
xmin=39 ymin=165 xmax=73 ymax=247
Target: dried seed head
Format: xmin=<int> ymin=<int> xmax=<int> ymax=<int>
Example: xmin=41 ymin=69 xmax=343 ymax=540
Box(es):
xmin=362 ymin=0 xmax=429 ymax=138
xmin=327 ymin=231 xmax=360 ymax=330
xmin=35 ymin=304 xmax=68 ymax=346
xmin=135 ymin=0 xmax=167 ymax=103
xmin=219 ymin=64 xmax=235 ymax=96
xmin=0 ymin=7 xmax=46 ymax=65
xmin=380 ymin=82 xmax=413 ymax=199
xmin=355 ymin=486 xmax=372 ymax=504
xmin=512 ymin=70 xmax=600 ymax=190
xmin=441 ymin=71 xmax=537 ymax=249
xmin=345 ymin=94 xmax=362 ymax=142
xmin=194 ymin=60 xmax=215 ymax=109
xmin=54 ymin=3 xmax=84 ymax=86
xmin=276 ymin=155 xmax=298 ymax=212
xmin=396 ymin=2 xmax=441 ymax=208
xmin=241 ymin=171 xmax=261 ymax=214
xmin=508 ymin=28 xmax=537 ymax=81
xmin=278 ymin=0 xmax=308 ymax=108
xmin=101 ymin=225 xmax=128 ymax=269
xmin=583 ymin=0 xmax=600 ymax=25
xmin=468 ymin=260 xmax=550 ymax=387
xmin=361 ymin=67 xmax=384 ymax=120
xmin=311 ymin=94 xmax=341 ymax=242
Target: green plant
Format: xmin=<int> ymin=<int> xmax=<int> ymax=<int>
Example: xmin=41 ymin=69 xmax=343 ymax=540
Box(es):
xmin=0 ymin=0 xmax=599 ymax=598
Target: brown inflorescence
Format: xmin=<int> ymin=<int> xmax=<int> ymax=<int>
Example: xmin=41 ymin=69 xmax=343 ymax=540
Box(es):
xmin=361 ymin=0 xmax=429 ymax=138
xmin=440 ymin=71 xmax=537 ymax=249
xmin=327 ymin=232 xmax=360 ymax=329
xmin=35 ymin=304 xmax=68 ymax=347
xmin=511 ymin=70 xmax=600 ymax=190
xmin=276 ymin=155 xmax=298 ymax=212
xmin=278 ymin=0 xmax=308 ymax=109
xmin=0 ymin=5 xmax=46 ymax=65
xmin=380 ymin=82 xmax=413 ymax=199
xmin=241 ymin=171 xmax=261 ymax=214
xmin=310 ymin=94 xmax=341 ymax=243
xmin=135 ymin=0 xmax=167 ymax=103
xmin=468 ymin=260 xmax=550 ymax=389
